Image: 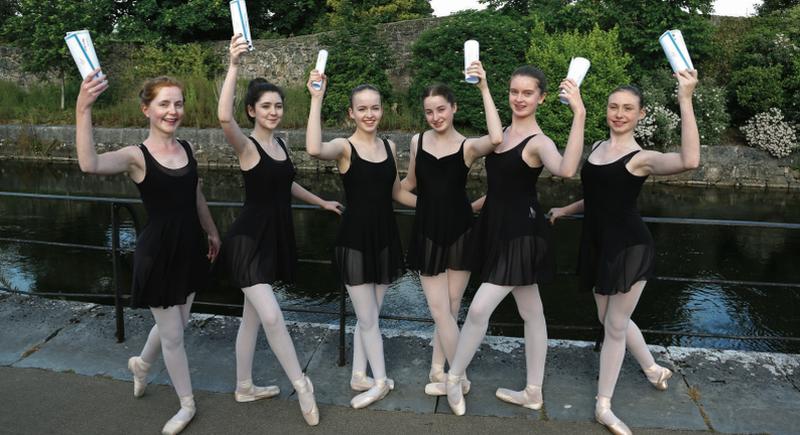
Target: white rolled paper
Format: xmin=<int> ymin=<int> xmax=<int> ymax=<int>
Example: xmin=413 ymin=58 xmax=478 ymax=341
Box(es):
xmin=659 ymin=29 xmax=693 ymax=73
xmin=65 ymin=30 xmax=102 ymax=79
xmin=230 ymin=0 xmax=254 ymax=51
xmin=560 ymin=57 xmax=591 ymax=104
xmin=312 ymin=49 xmax=328 ymax=90
xmin=464 ymin=40 xmax=479 ymax=84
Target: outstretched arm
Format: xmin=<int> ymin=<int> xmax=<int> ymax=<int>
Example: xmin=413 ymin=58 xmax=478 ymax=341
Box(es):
xmin=305 ymin=71 xmax=345 ymax=161
xmin=217 ymin=34 xmax=252 ymax=156
xmin=632 ymin=70 xmax=700 ymax=176
xmin=76 ymin=70 xmax=143 ymax=177
xmin=537 ymin=78 xmax=585 ymax=178
xmin=548 ymin=199 xmax=584 ymax=224
xmin=389 ymin=140 xmax=416 ymax=207
xmin=464 ymin=61 xmax=504 ymax=161
xmin=291 ymin=182 xmax=343 ymax=215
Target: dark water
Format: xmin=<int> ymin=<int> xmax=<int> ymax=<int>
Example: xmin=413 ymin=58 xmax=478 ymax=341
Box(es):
xmin=1 ymin=160 xmax=799 ymax=353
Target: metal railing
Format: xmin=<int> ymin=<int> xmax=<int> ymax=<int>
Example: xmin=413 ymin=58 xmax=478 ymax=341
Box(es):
xmin=2 ymin=190 xmax=799 ymax=367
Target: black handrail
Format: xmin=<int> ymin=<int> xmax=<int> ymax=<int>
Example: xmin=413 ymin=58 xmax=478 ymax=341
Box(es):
xmin=1 ymin=190 xmax=799 ymax=366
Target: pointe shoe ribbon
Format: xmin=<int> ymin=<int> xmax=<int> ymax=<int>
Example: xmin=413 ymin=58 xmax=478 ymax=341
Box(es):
xmin=350 ymin=378 xmax=391 ymax=409
xmin=292 ymin=375 xmax=320 ymax=426
xmin=234 ymin=384 xmax=280 ymax=402
xmin=127 ymin=356 xmax=150 ymax=398
xmin=161 ymin=396 xmax=195 ymax=435
xmin=643 ymin=364 xmax=672 ymax=391
xmin=429 ymin=364 xmax=446 ymax=383
xmin=595 ymin=397 xmax=632 ymax=435
xmin=446 ymin=373 xmax=466 ymax=416
xmin=495 ymin=384 xmax=543 ymax=410
xmin=424 ymin=376 xmax=471 ymax=396
xmin=350 ymin=371 xmax=395 ymax=392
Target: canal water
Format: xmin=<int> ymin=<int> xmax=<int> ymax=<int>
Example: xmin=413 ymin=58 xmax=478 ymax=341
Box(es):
xmin=1 ymin=160 xmax=799 ymax=353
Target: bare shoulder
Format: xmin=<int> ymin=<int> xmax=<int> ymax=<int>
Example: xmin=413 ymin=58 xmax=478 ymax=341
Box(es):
xmin=527 ymin=133 xmax=556 ymax=154
xmin=409 ymin=133 xmax=420 ymax=154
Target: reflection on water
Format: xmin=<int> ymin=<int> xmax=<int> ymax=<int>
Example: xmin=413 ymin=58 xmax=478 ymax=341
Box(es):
xmin=1 ymin=160 xmax=799 ymax=353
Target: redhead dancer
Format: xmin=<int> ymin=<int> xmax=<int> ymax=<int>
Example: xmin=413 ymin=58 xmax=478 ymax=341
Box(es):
xmin=76 ymin=71 xmax=220 ymax=434
xmin=549 ymin=70 xmax=699 ymax=434
xmin=306 ymin=70 xmax=416 ymax=408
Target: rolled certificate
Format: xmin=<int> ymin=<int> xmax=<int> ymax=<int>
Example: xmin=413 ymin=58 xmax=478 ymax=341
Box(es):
xmin=560 ymin=57 xmax=590 ymax=104
xmin=312 ymin=49 xmax=328 ymax=90
xmin=230 ymin=0 xmax=254 ymax=51
xmin=464 ymin=40 xmax=479 ymax=84
xmin=64 ymin=30 xmax=103 ymax=79
xmin=659 ymin=29 xmax=693 ymax=73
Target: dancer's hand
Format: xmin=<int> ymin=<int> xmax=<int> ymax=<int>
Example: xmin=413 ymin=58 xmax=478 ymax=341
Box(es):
xmin=467 ymin=60 xmax=488 ymax=89
xmin=307 ymin=70 xmax=327 ymax=97
xmin=207 ymin=234 xmax=221 ymax=262
xmin=321 ymin=200 xmax=344 ymax=215
xmin=547 ymin=207 xmax=568 ymax=225
xmin=675 ymin=69 xmax=698 ymax=102
xmin=229 ymin=33 xmax=250 ymax=65
xmin=558 ymin=78 xmax=584 ymax=113
xmin=76 ymin=69 xmax=108 ymax=111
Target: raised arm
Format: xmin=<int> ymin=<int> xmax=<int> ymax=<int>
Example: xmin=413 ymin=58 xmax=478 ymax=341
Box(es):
xmin=305 ymin=71 xmax=346 ymax=161
xmin=76 ymin=70 xmax=143 ymax=178
xmin=537 ymin=78 xmax=586 ymax=178
xmin=464 ymin=61 xmax=504 ymax=161
xmin=291 ymin=182 xmax=343 ymax=215
xmin=631 ymin=70 xmax=700 ymax=176
xmin=400 ymin=134 xmax=419 ymax=192
xmin=217 ymin=34 xmax=252 ymax=156
xmin=196 ymin=182 xmax=221 ymax=262
xmin=389 ymin=140 xmax=416 ymax=207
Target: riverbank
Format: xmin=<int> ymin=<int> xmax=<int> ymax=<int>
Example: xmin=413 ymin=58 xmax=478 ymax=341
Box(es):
xmin=2 ymin=291 xmax=798 ymax=434
xmin=1 ymin=124 xmax=799 ymax=189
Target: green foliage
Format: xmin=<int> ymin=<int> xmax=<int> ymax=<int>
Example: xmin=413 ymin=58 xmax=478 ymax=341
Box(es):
xmin=730 ymin=66 xmax=785 ymax=122
xmin=113 ymin=0 xmax=232 ymax=43
xmin=704 ymin=17 xmax=752 ymax=85
xmin=0 ymin=0 xmax=19 ymax=41
xmin=319 ymin=0 xmax=433 ymax=29
xmin=526 ymin=22 xmax=631 ymax=146
xmin=318 ymin=21 xmax=395 ymax=125
xmin=4 ymin=0 xmax=115 ymax=77
xmin=262 ymin=1 xmax=329 ymax=36
xmin=408 ymin=10 xmax=529 ymax=131
xmin=757 ymin=0 xmax=800 ymax=15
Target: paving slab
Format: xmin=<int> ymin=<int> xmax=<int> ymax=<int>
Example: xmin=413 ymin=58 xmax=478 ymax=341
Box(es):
xmin=669 ymin=346 xmax=800 ymax=435
xmin=0 ymin=294 xmax=95 ymax=366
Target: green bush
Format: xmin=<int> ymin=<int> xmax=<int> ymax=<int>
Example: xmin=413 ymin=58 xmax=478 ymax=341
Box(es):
xmin=408 ymin=10 xmax=529 ymax=132
xmin=526 ymin=21 xmax=631 ymax=147
xmin=730 ymin=65 xmax=785 ymax=122
xmin=318 ymin=21 xmax=395 ymax=125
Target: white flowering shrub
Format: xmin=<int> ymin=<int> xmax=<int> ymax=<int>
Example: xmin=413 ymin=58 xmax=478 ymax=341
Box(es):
xmin=635 ymin=105 xmax=679 ymax=150
xmin=676 ymin=84 xmax=729 ymax=146
xmin=741 ymin=108 xmax=799 ymax=158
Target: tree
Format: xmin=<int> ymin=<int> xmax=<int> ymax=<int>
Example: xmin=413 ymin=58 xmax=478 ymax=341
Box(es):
xmin=113 ymin=0 xmax=233 ymax=43
xmin=319 ymin=0 xmax=433 ymax=29
xmin=260 ymin=0 xmax=329 ymax=36
xmin=5 ymin=0 xmax=114 ymax=109
xmin=0 ymin=0 xmax=20 ymax=41
xmin=757 ymin=0 xmax=800 ymax=15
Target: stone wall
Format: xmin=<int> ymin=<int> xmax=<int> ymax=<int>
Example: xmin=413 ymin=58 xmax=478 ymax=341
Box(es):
xmin=1 ymin=124 xmax=798 ymax=189
xmin=0 ymin=17 xmax=447 ymax=91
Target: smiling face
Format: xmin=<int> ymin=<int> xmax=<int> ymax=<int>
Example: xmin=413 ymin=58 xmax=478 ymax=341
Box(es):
xmin=142 ymin=86 xmax=184 ymax=134
xmin=248 ymin=91 xmax=284 ymax=131
xmin=423 ymin=95 xmax=456 ymax=133
xmin=348 ymin=89 xmax=382 ymax=133
xmin=508 ymin=75 xmax=545 ymax=118
xmin=606 ymin=90 xmax=645 ymax=135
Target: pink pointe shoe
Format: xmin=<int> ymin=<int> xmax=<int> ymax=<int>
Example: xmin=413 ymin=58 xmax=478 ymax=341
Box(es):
xmin=495 ymin=384 xmax=543 ymax=410
xmin=643 ymin=364 xmax=673 ymax=391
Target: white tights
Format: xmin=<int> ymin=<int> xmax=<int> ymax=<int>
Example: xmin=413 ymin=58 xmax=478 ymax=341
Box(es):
xmin=448 ymin=283 xmax=547 ymax=387
xmin=235 ymin=284 xmax=304 ymax=384
xmin=348 ymin=283 xmax=389 ymax=380
xmin=596 ymin=281 xmax=647 ymax=399
xmin=140 ymin=293 xmax=196 ymax=398
xmin=421 ymin=270 xmax=469 ymax=367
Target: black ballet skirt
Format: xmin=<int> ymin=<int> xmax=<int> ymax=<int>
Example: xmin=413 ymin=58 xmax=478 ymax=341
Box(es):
xmin=222 ymin=137 xmax=297 ymax=288
xmin=578 ymin=149 xmax=655 ymax=295
xmin=335 ymin=138 xmax=404 ymax=286
xmin=406 ymin=135 xmax=473 ymax=276
xmin=131 ymin=140 xmax=209 ymax=308
xmin=469 ymin=135 xmax=555 ymax=286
